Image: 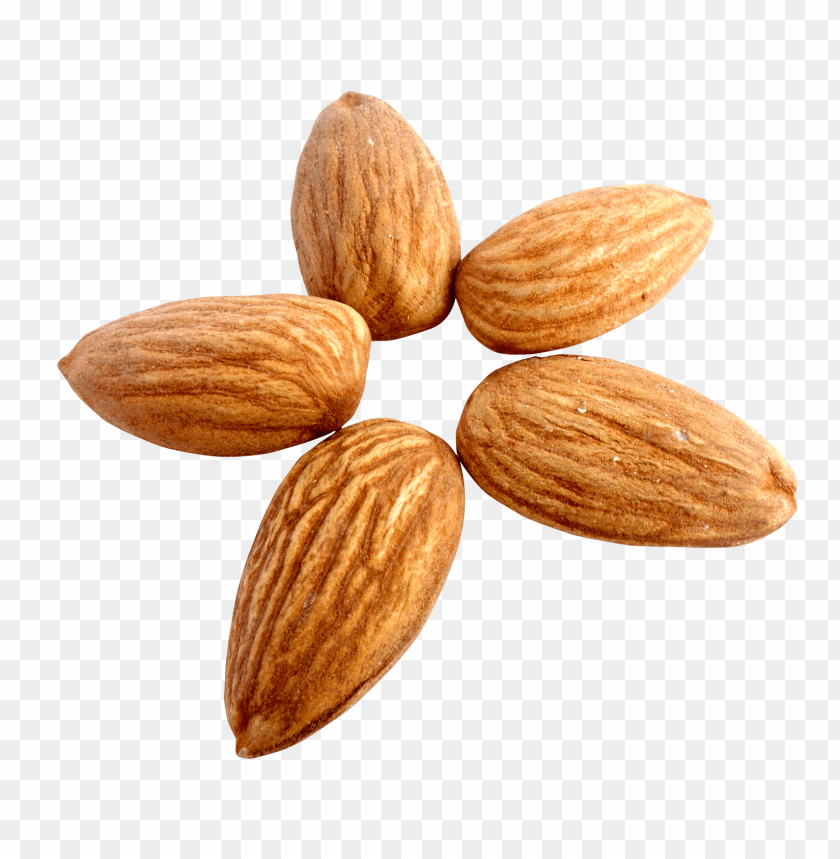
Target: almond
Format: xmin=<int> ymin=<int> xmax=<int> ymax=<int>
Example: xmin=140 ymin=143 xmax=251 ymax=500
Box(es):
xmin=291 ymin=91 xmax=461 ymax=341
xmin=455 ymin=184 xmax=713 ymax=354
xmin=457 ymin=355 xmax=796 ymax=547
xmin=57 ymin=294 xmax=370 ymax=457
xmin=225 ymin=418 xmax=465 ymax=757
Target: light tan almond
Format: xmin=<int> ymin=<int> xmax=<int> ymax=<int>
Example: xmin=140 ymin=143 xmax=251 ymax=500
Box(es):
xmin=57 ymin=294 xmax=370 ymax=457
xmin=225 ymin=419 xmax=465 ymax=757
xmin=457 ymin=355 xmax=796 ymax=547
xmin=455 ymin=184 xmax=713 ymax=354
xmin=291 ymin=91 xmax=461 ymax=341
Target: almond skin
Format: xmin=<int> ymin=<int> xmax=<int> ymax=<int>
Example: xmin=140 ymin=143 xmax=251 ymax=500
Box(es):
xmin=455 ymin=184 xmax=713 ymax=354
xmin=57 ymin=294 xmax=371 ymax=457
xmin=225 ymin=418 xmax=465 ymax=757
xmin=291 ymin=91 xmax=461 ymax=341
xmin=457 ymin=356 xmax=797 ymax=548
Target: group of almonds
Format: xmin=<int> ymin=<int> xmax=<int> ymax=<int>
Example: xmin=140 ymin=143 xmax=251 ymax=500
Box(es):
xmin=58 ymin=92 xmax=797 ymax=759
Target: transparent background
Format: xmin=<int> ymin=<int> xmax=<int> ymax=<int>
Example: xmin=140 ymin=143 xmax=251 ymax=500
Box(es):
xmin=1 ymin=1 xmax=837 ymax=856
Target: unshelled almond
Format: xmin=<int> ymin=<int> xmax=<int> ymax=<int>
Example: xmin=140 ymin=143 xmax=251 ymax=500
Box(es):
xmin=225 ymin=418 xmax=465 ymax=757
xmin=457 ymin=355 xmax=796 ymax=548
xmin=291 ymin=91 xmax=461 ymax=341
xmin=57 ymin=294 xmax=370 ymax=457
xmin=455 ymin=184 xmax=713 ymax=354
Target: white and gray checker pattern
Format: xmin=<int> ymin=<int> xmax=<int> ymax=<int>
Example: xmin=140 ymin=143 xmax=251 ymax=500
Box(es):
xmin=1 ymin=2 xmax=837 ymax=856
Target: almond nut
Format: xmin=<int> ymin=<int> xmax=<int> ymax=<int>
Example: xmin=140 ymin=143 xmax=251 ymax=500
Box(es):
xmin=456 ymin=355 xmax=796 ymax=547
xmin=57 ymin=294 xmax=371 ymax=457
xmin=455 ymin=184 xmax=713 ymax=354
xmin=291 ymin=91 xmax=461 ymax=341
xmin=225 ymin=418 xmax=465 ymax=757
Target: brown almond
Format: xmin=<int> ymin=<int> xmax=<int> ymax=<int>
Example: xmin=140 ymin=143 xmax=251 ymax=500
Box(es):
xmin=291 ymin=91 xmax=461 ymax=341
xmin=225 ymin=418 xmax=465 ymax=757
xmin=57 ymin=294 xmax=371 ymax=457
xmin=455 ymin=184 xmax=713 ymax=354
xmin=456 ymin=355 xmax=796 ymax=547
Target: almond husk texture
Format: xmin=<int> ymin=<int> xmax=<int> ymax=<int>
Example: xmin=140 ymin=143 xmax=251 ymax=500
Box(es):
xmin=291 ymin=91 xmax=461 ymax=341
xmin=57 ymin=294 xmax=371 ymax=457
xmin=225 ymin=418 xmax=465 ymax=757
xmin=457 ymin=356 xmax=797 ymax=548
xmin=455 ymin=184 xmax=714 ymax=354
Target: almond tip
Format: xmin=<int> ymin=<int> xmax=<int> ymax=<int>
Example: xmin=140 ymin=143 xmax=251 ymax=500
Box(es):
xmin=338 ymin=91 xmax=364 ymax=108
xmin=235 ymin=737 xmax=257 ymax=759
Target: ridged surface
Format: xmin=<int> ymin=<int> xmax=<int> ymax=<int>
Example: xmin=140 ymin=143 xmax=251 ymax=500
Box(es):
xmin=457 ymin=356 xmax=797 ymax=548
xmin=455 ymin=184 xmax=714 ymax=354
xmin=225 ymin=419 xmax=465 ymax=757
xmin=57 ymin=294 xmax=371 ymax=457
xmin=291 ymin=91 xmax=461 ymax=341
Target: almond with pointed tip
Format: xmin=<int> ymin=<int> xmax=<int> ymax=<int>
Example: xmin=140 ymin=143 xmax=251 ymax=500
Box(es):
xmin=455 ymin=184 xmax=713 ymax=354
xmin=57 ymin=294 xmax=371 ymax=457
xmin=225 ymin=418 xmax=465 ymax=757
xmin=456 ymin=355 xmax=797 ymax=547
xmin=291 ymin=91 xmax=461 ymax=341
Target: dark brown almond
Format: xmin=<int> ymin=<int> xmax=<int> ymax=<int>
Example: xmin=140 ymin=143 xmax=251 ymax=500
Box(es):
xmin=456 ymin=355 xmax=797 ymax=547
xmin=455 ymin=184 xmax=713 ymax=354
xmin=225 ymin=418 xmax=465 ymax=757
xmin=57 ymin=294 xmax=370 ymax=457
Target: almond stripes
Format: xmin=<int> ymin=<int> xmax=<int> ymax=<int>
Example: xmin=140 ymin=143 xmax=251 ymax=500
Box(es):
xmin=224 ymin=419 xmax=465 ymax=757
xmin=57 ymin=294 xmax=371 ymax=457
xmin=455 ymin=185 xmax=713 ymax=354
xmin=456 ymin=355 xmax=797 ymax=548
xmin=291 ymin=91 xmax=461 ymax=341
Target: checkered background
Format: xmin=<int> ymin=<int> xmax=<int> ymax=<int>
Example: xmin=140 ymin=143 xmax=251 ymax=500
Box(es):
xmin=1 ymin=1 xmax=836 ymax=856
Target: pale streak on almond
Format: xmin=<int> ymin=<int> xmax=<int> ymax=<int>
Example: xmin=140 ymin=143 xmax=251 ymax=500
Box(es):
xmin=225 ymin=418 xmax=465 ymax=758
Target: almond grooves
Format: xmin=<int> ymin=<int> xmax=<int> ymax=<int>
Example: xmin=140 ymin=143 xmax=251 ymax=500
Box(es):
xmin=456 ymin=355 xmax=797 ymax=548
xmin=455 ymin=184 xmax=714 ymax=354
xmin=291 ymin=91 xmax=461 ymax=341
xmin=57 ymin=294 xmax=371 ymax=457
xmin=225 ymin=419 xmax=465 ymax=758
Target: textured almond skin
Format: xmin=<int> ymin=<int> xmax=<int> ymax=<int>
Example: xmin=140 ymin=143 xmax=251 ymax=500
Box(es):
xmin=291 ymin=91 xmax=461 ymax=341
xmin=455 ymin=184 xmax=713 ymax=354
xmin=457 ymin=356 xmax=797 ymax=548
xmin=225 ymin=418 xmax=465 ymax=757
xmin=57 ymin=294 xmax=371 ymax=457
